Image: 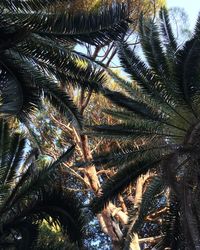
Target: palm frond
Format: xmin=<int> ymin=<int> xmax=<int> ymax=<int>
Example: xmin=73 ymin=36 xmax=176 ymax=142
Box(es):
xmin=0 ymin=120 xmax=86 ymax=247
xmin=3 ymin=187 xmax=85 ymax=247
xmin=133 ymin=176 xmax=164 ymax=232
xmin=91 ymin=158 xmax=161 ymax=214
xmin=10 ymin=221 xmax=39 ymax=250
xmin=0 ymin=63 xmax=24 ymax=116
xmin=44 ymin=84 xmax=82 ymax=129
xmin=159 ymin=7 xmax=177 ymax=54
xmin=118 ymin=42 xmax=170 ymax=102
xmin=117 ymin=42 xmax=194 ymax=127
xmin=29 ymin=188 xmax=85 ymax=247
xmin=104 ymin=109 xmax=188 ymax=134
xmin=0 ymin=120 xmax=10 ymax=167
xmin=1 ymin=52 xmax=41 ymax=118
xmin=175 ymin=38 xmax=200 ymax=117
xmin=92 ymin=141 xmax=173 ymax=168
xmin=19 ymin=34 xmax=105 ymax=91
xmin=10 ymin=145 xmax=75 ymax=204
xmin=102 ymin=88 xmax=162 ymax=121
xmin=123 ymin=176 xmax=165 ymax=250
xmin=4 ymin=137 xmax=27 ymax=183
xmin=86 ymin=123 xmax=184 ymax=142
xmin=0 ymin=121 xmax=26 ymax=184
xmin=139 ymin=17 xmax=169 ymax=77
xmin=3 ymin=51 xmax=82 ymax=128
xmin=0 ymin=2 xmax=129 ymax=127
xmin=1 ymin=0 xmax=65 ymax=12
xmin=193 ymin=13 xmax=200 ymax=38
xmin=3 ymin=4 xmax=128 ymax=46
xmin=21 ymin=118 xmax=43 ymax=152
xmin=155 ymin=193 xmax=184 ymax=249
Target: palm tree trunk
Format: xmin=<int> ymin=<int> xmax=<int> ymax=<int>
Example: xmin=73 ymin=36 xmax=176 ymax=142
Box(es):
xmin=181 ymin=169 xmax=200 ymax=249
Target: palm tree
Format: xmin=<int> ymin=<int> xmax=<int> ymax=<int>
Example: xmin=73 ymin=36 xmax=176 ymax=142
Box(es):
xmin=88 ymin=8 xmax=200 ymax=249
xmin=0 ymin=0 xmax=128 ymax=129
xmin=0 ymin=119 xmax=85 ymax=249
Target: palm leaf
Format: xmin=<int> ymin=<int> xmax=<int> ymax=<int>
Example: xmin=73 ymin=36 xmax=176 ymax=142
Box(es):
xmin=159 ymin=7 xmax=177 ymax=54
xmin=4 ymin=137 xmax=27 ymax=183
xmin=10 ymin=221 xmax=39 ymax=250
xmin=0 ymin=121 xmax=86 ymax=247
xmin=133 ymin=176 xmax=164 ymax=231
xmin=1 ymin=0 xmax=65 ymax=12
xmin=117 ymin=42 xmax=194 ymax=126
xmin=0 ymin=63 xmax=24 ymax=116
xmin=139 ymin=17 xmax=169 ymax=77
xmin=91 ymin=157 xmax=162 ymax=214
xmin=102 ymin=88 xmax=162 ymax=121
xmin=86 ymin=123 xmax=185 ymax=142
xmin=155 ymin=193 xmax=184 ymax=249
xmin=3 ymin=51 xmax=82 ymax=128
xmin=175 ymin=38 xmax=200 ymax=117
xmin=19 ymin=34 xmax=105 ymax=91
xmin=2 ymin=187 xmax=85 ymax=247
xmin=3 ymin=4 xmax=128 ymax=46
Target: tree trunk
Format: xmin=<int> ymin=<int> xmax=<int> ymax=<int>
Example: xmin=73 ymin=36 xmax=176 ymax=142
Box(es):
xmin=181 ymin=169 xmax=200 ymax=250
xmin=183 ymin=189 xmax=200 ymax=249
xmin=80 ymin=134 xmax=127 ymax=247
xmin=123 ymin=173 xmax=150 ymax=250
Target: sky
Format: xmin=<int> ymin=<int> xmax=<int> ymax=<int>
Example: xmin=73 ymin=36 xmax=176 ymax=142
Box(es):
xmin=167 ymin=0 xmax=199 ymax=29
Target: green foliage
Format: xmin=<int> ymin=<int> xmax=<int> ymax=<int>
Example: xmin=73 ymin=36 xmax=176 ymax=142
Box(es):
xmin=155 ymin=193 xmax=184 ymax=250
xmin=0 ymin=119 xmax=86 ymax=249
xmin=0 ymin=1 xmax=128 ymax=129
xmin=36 ymin=223 xmax=67 ymax=250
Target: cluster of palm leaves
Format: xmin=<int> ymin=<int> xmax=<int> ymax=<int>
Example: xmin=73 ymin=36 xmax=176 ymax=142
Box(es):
xmin=0 ymin=120 xmax=85 ymax=249
xmin=0 ymin=0 xmax=128 ymax=128
xmin=88 ymin=8 xmax=200 ymax=249
xmin=0 ymin=0 xmax=130 ymax=249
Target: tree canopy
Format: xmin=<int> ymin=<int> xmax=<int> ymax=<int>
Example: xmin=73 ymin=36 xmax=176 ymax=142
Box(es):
xmin=1 ymin=0 xmax=199 ymax=249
